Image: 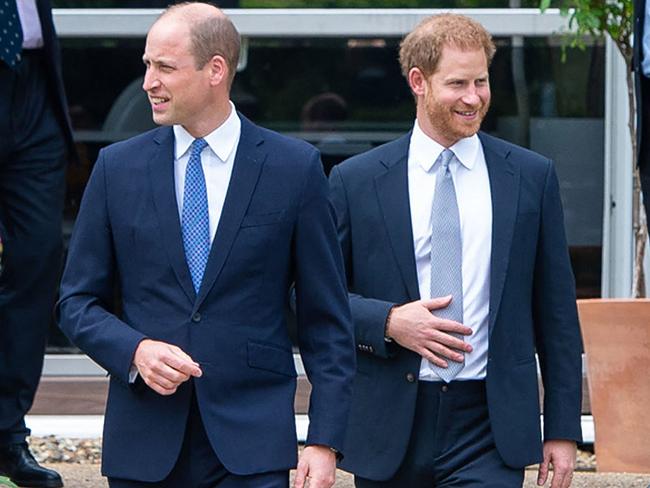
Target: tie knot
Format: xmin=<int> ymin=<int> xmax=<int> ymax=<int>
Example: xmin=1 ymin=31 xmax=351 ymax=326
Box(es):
xmin=191 ymin=138 xmax=208 ymax=157
xmin=438 ymin=149 xmax=455 ymax=170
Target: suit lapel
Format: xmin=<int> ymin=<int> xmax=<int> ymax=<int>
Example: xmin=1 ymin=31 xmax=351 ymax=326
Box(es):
xmin=480 ymin=133 xmax=519 ymax=337
xmin=148 ymin=127 xmax=196 ymax=303
xmin=374 ymin=134 xmax=420 ymax=302
xmin=194 ymin=116 xmax=266 ymax=310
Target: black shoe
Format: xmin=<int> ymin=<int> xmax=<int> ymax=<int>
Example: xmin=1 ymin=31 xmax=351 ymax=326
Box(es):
xmin=0 ymin=443 xmax=63 ymax=488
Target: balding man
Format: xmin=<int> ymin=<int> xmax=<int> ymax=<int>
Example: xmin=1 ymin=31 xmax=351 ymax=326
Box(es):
xmin=57 ymin=3 xmax=355 ymax=487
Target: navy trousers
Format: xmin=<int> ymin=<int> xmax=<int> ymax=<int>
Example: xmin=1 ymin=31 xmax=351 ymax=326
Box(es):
xmin=108 ymin=390 xmax=289 ymax=488
xmin=0 ymin=51 xmax=67 ymax=446
xmin=355 ymin=381 xmax=524 ymax=488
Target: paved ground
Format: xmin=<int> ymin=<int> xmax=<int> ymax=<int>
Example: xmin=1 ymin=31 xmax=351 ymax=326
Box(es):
xmin=46 ymin=463 xmax=650 ymax=488
xmin=27 ymin=438 xmax=650 ymax=487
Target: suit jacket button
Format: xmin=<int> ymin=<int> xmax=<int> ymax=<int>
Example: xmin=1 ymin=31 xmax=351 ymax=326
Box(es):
xmin=406 ymin=373 xmax=415 ymax=383
xmin=191 ymin=312 xmax=201 ymax=323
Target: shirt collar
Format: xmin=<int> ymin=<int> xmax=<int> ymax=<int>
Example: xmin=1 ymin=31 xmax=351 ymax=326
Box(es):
xmin=173 ymin=101 xmax=241 ymax=162
xmin=410 ymin=118 xmax=480 ymax=173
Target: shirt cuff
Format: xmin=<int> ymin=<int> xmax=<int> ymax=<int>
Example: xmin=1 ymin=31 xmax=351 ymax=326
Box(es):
xmin=128 ymin=365 xmax=139 ymax=383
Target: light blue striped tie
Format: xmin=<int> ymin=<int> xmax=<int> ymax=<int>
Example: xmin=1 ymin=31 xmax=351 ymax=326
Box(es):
xmin=182 ymin=138 xmax=210 ymax=294
xmin=429 ymin=149 xmax=464 ymax=382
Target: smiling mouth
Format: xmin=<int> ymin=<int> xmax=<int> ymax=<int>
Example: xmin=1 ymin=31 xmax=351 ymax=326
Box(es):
xmin=150 ymin=97 xmax=170 ymax=105
xmin=455 ymin=109 xmax=478 ymax=117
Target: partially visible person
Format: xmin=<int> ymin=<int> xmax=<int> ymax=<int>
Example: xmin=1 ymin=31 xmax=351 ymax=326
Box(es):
xmin=0 ymin=1 xmax=76 ymax=487
xmin=0 ymin=232 xmax=4 ymax=278
xmin=58 ymin=3 xmax=354 ymax=488
xmin=635 ymin=0 xmax=650 ymax=221
xmin=301 ymin=92 xmax=348 ymax=132
xmin=330 ymin=13 xmax=582 ymax=488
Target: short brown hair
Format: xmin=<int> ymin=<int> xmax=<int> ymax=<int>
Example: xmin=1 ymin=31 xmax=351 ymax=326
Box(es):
xmin=161 ymin=2 xmax=240 ymax=86
xmin=399 ymin=13 xmax=496 ymax=79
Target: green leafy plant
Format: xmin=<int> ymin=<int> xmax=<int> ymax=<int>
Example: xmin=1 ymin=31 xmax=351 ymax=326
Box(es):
xmin=540 ymin=0 xmax=632 ymax=61
xmin=540 ymin=0 xmax=646 ymax=296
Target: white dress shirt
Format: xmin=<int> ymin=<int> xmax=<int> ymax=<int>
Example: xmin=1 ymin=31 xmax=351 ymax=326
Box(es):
xmin=407 ymin=120 xmax=492 ymax=381
xmin=173 ymin=102 xmax=241 ymax=245
xmin=16 ymin=0 xmax=43 ymax=49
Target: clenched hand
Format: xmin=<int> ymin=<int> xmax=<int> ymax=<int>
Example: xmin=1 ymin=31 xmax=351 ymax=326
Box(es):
xmin=133 ymin=339 xmax=202 ymax=395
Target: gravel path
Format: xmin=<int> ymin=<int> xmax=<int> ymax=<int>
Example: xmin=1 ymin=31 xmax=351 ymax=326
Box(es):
xmin=23 ymin=438 xmax=650 ymax=488
xmin=45 ymin=463 xmax=650 ymax=488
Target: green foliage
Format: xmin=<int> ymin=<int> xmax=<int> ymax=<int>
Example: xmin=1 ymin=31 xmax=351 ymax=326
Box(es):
xmin=0 ymin=477 xmax=18 ymax=488
xmin=540 ymin=0 xmax=633 ymax=64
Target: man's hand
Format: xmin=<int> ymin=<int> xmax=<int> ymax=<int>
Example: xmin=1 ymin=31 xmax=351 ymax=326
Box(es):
xmin=133 ymin=339 xmax=202 ymax=395
xmin=294 ymin=445 xmax=336 ymax=488
xmin=537 ymin=440 xmax=576 ymax=488
xmin=386 ymin=296 xmax=472 ymax=368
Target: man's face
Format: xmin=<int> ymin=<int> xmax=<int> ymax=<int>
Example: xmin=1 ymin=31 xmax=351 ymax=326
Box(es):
xmin=419 ymin=46 xmax=491 ymax=147
xmin=142 ymin=17 xmax=213 ymax=134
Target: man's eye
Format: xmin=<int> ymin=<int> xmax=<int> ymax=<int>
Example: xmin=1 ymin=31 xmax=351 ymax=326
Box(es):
xmin=160 ymin=65 xmax=174 ymax=72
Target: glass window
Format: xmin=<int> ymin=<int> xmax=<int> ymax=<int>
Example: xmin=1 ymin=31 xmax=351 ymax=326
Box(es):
xmin=52 ymin=1 xmax=562 ymax=7
xmin=49 ymin=34 xmax=604 ymax=350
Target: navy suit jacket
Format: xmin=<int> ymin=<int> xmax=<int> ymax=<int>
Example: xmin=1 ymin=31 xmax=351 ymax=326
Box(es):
xmin=36 ymin=0 xmax=76 ymax=159
xmin=635 ymin=0 xmax=646 ymax=158
xmin=634 ymin=0 xmax=650 ymax=221
xmin=329 ymin=131 xmax=582 ymax=479
xmin=57 ymin=116 xmax=355 ymax=481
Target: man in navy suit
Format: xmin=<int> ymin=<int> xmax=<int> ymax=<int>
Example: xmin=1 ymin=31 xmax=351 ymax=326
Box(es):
xmin=0 ymin=1 xmax=76 ymax=486
xmin=330 ymin=14 xmax=582 ymax=488
xmin=57 ymin=3 xmax=354 ymax=487
xmin=635 ymin=0 xmax=650 ymax=221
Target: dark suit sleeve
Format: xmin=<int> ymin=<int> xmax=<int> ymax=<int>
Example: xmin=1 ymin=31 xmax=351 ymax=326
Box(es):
xmin=532 ymin=162 xmax=583 ymax=443
xmin=329 ymin=165 xmax=396 ymax=359
xmin=293 ymin=152 xmax=356 ymax=453
xmin=56 ymin=150 xmax=147 ymax=384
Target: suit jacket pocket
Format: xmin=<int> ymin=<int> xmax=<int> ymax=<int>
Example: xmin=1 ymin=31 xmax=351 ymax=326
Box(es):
xmin=240 ymin=210 xmax=286 ymax=228
xmin=247 ymin=340 xmax=297 ymax=377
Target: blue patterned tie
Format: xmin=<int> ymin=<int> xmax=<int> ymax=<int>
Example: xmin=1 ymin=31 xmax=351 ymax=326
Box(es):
xmin=429 ymin=149 xmax=465 ymax=382
xmin=182 ymin=138 xmax=210 ymax=294
xmin=0 ymin=0 xmax=23 ymax=68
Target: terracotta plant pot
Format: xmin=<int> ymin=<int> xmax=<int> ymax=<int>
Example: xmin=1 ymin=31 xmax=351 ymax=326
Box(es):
xmin=577 ymin=298 xmax=650 ymax=473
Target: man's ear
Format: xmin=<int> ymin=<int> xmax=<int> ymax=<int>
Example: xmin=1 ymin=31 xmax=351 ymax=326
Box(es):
xmin=208 ymin=54 xmax=229 ymax=86
xmin=408 ymin=67 xmax=427 ymax=97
